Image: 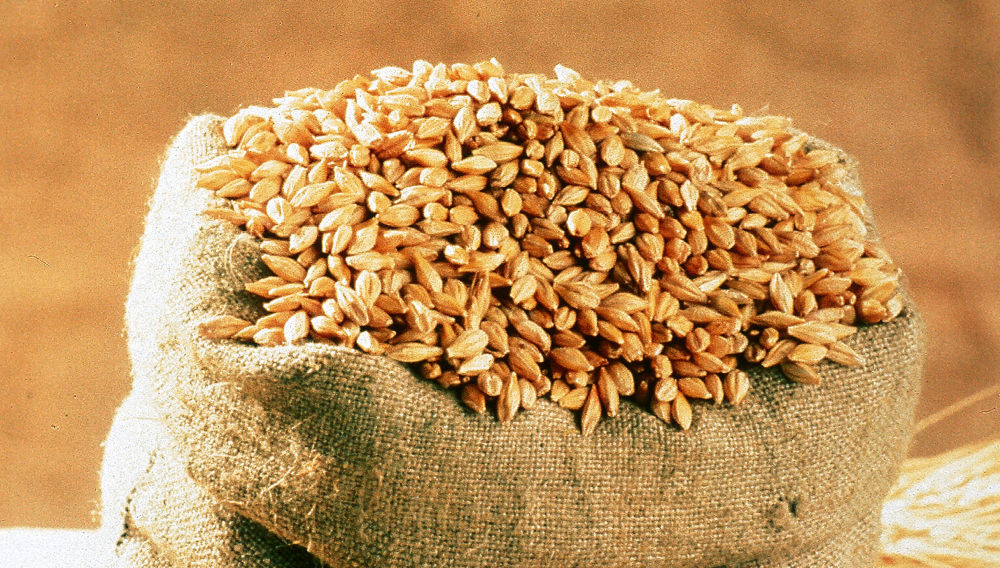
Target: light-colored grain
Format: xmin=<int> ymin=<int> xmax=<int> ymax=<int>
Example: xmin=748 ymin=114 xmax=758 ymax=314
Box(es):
xmin=446 ymin=329 xmax=489 ymax=359
xmin=558 ymin=386 xmax=589 ymax=410
xmin=457 ymin=353 xmax=495 ymax=375
xmin=678 ymin=377 xmax=712 ymax=400
xmin=827 ymin=340 xmax=865 ymax=366
xmin=478 ymin=372 xmax=503 ymax=398
xmin=260 ymin=254 xmax=307 ymax=282
xmin=283 ymin=310 xmax=310 ymax=343
xmin=723 ymin=369 xmax=751 ymax=404
xmin=461 ymin=384 xmax=487 ymax=414
xmin=672 ymin=392 xmax=693 ymax=430
xmin=761 ymin=339 xmax=798 ymax=368
xmin=497 ymin=373 xmax=522 ymax=422
xmin=597 ymin=369 xmax=620 ymax=417
xmin=788 ymin=343 xmax=828 ymax=365
xmin=519 ymin=378 xmax=537 ymax=410
xmin=198 ymin=315 xmax=253 ymax=339
xmin=198 ymin=60 xmax=902 ymax=434
xmin=651 ymin=397 xmax=673 ymax=424
xmin=653 ymin=377 xmax=678 ymax=402
xmin=781 ymin=360 xmax=822 ymax=385
xmin=580 ymin=386 xmax=602 ymax=436
xmin=386 ymin=343 xmax=444 ymax=363
xmin=551 ymin=347 xmax=594 ymax=372
xmin=704 ymin=373 xmax=724 ymax=404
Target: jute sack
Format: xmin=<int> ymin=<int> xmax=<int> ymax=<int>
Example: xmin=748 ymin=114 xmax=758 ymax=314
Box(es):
xmin=103 ymin=114 xmax=924 ymax=567
xmin=100 ymin=394 xmax=323 ymax=568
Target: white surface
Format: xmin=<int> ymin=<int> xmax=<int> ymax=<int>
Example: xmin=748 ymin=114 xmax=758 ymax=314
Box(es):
xmin=0 ymin=529 xmax=106 ymax=568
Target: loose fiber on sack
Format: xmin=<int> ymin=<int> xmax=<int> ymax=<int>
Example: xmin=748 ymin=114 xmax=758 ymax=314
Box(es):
xmin=100 ymin=394 xmax=325 ymax=568
xmin=102 ymin=113 xmax=923 ymax=567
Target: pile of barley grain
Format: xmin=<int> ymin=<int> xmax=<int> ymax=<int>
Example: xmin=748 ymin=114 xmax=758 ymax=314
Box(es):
xmin=196 ymin=59 xmax=902 ymax=433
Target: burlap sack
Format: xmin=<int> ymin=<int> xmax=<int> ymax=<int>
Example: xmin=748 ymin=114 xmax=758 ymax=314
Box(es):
xmin=102 ymin=115 xmax=924 ymax=567
xmin=100 ymin=393 xmax=324 ymax=568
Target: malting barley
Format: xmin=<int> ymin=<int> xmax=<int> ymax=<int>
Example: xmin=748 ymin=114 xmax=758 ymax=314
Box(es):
xmin=196 ymin=59 xmax=903 ymax=432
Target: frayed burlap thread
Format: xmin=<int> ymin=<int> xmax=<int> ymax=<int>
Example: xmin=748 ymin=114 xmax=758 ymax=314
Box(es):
xmin=102 ymin=115 xmax=924 ymax=567
xmin=100 ymin=394 xmax=327 ymax=568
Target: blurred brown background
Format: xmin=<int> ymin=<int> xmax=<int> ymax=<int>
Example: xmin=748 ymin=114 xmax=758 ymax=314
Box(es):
xmin=2 ymin=1 xmax=998 ymax=529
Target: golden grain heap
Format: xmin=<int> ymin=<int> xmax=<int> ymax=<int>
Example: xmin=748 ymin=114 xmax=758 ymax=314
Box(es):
xmin=196 ymin=59 xmax=903 ymax=433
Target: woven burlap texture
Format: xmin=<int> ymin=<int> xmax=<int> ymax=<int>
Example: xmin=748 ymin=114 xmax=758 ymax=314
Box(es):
xmin=103 ymin=115 xmax=924 ymax=567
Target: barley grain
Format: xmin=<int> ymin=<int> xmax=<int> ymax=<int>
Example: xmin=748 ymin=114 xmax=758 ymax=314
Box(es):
xmin=672 ymin=392 xmax=693 ymax=430
xmin=461 ymin=384 xmax=487 ymax=414
xmin=781 ymin=360 xmax=822 ymax=385
xmin=198 ymin=60 xmax=903 ymax=434
xmin=827 ymin=340 xmax=865 ymax=366
xmin=580 ymin=386 xmax=602 ymax=436
xmin=198 ymin=315 xmax=253 ymax=339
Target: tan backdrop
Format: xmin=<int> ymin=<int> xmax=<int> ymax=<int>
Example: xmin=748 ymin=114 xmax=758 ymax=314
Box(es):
xmin=1 ymin=0 xmax=998 ymax=529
